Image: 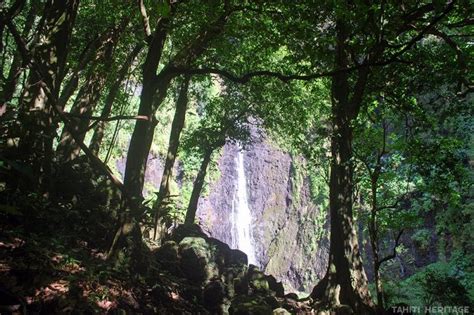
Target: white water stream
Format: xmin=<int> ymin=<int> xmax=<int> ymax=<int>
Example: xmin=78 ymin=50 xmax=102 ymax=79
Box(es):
xmin=231 ymin=149 xmax=258 ymax=265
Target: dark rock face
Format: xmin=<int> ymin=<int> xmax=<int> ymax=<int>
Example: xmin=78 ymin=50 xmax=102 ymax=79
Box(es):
xmin=198 ymin=133 xmax=329 ymax=292
xmin=197 ymin=144 xmax=238 ymax=243
xmin=116 ymin=151 xmax=164 ymax=198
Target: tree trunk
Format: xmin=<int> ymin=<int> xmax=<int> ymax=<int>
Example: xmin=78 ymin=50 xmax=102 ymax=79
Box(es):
xmin=57 ymin=18 xmax=130 ymax=110
xmin=56 ymin=22 xmax=125 ymax=162
xmin=108 ymin=14 xmax=171 ymax=259
xmin=123 ymin=4 xmax=229 ymax=203
xmin=374 ymin=262 xmax=383 ymax=309
xmin=153 ymin=76 xmax=190 ymax=238
xmin=185 ymin=148 xmax=213 ymax=225
xmin=89 ymin=43 xmax=143 ymax=156
xmin=1 ymin=3 xmax=36 ymax=105
xmin=370 ymin=178 xmax=384 ymax=309
xmin=16 ymin=0 xmax=79 ymax=194
xmin=311 ymin=19 xmax=374 ymax=314
xmin=56 ymin=71 xmax=106 ymax=162
xmin=123 ymin=77 xmax=171 ymax=204
xmin=122 ymin=13 xmax=170 ymax=204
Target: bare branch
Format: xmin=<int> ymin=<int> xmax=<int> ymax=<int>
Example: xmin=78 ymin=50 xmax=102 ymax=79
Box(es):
xmin=63 ymin=112 xmax=151 ymax=122
xmin=447 ymin=18 xmax=474 ymax=28
xmin=137 ymin=0 xmax=152 ymax=40
xmin=378 ymin=229 xmax=404 ymax=266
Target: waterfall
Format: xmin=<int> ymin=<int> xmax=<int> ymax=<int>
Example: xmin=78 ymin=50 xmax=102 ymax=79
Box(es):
xmin=231 ymin=148 xmax=258 ymax=265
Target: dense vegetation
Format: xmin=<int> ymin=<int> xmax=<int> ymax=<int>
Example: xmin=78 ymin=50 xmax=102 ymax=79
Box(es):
xmin=0 ymin=0 xmax=472 ymax=314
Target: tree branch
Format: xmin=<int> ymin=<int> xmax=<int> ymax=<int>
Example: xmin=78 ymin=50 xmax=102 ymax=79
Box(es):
xmin=426 ymin=27 xmax=473 ymax=94
xmin=62 ymin=112 xmax=151 ymax=122
xmin=447 ymin=18 xmax=474 ymax=28
xmin=386 ymin=1 xmax=456 ymax=56
xmin=5 ymin=19 xmax=127 ymax=196
xmin=137 ymin=0 xmax=152 ymax=40
xmin=378 ymin=229 xmax=404 ymax=266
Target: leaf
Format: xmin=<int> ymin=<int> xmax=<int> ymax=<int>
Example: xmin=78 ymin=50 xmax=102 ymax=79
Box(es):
xmin=157 ymin=1 xmax=171 ymax=17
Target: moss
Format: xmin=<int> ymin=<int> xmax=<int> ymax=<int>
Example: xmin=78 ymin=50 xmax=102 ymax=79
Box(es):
xmin=229 ymin=295 xmax=274 ymax=315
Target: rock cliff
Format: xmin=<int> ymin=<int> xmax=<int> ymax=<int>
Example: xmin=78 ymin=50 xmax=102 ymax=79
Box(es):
xmin=197 ymin=134 xmax=329 ymax=292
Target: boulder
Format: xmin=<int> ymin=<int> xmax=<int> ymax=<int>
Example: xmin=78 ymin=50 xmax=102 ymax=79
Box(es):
xmin=227 ymin=249 xmax=248 ymax=266
xmin=154 ymin=241 xmax=180 ymax=273
xmin=179 ymin=237 xmax=219 ymax=284
xmin=233 ymin=274 xmax=249 ymax=296
xmin=170 ymin=224 xmax=207 ymax=243
xmin=247 ymin=266 xmax=284 ymax=297
xmin=207 ymin=238 xmax=232 ymax=271
xmin=229 ymin=295 xmax=273 ymax=315
xmin=273 ymin=307 xmax=291 ymax=315
xmin=203 ymin=279 xmax=226 ymax=311
xmin=284 ymin=293 xmax=298 ymax=300
xmin=266 ymin=275 xmax=285 ymax=297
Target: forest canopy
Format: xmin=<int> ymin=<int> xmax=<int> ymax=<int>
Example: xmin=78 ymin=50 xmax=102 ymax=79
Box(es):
xmin=0 ymin=0 xmax=472 ymax=314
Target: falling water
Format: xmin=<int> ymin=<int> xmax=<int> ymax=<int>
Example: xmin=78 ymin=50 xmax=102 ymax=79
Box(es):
xmin=231 ymin=148 xmax=258 ymax=265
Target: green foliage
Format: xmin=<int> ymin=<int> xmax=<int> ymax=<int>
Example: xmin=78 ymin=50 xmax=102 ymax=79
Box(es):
xmin=411 ymin=229 xmax=432 ymax=251
xmin=385 ymin=258 xmax=474 ymax=309
xmin=1 ymin=1 xmax=472 ymax=311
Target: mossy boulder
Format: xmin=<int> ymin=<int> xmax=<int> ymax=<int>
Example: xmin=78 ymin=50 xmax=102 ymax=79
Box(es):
xmin=229 ymin=295 xmax=275 ymax=315
xmin=170 ymin=224 xmax=208 ymax=243
xmin=203 ymin=279 xmax=226 ymax=311
xmin=179 ymin=237 xmax=219 ymax=284
xmin=154 ymin=241 xmax=180 ymax=273
xmin=248 ymin=266 xmax=285 ymax=297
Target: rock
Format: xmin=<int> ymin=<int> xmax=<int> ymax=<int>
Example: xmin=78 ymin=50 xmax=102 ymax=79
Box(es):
xmin=222 ymin=264 xmax=248 ymax=298
xmin=248 ymin=268 xmax=270 ymax=293
xmin=197 ymin=139 xmax=330 ymax=292
xmin=207 ymin=238 xmax=233 ymax=271
xmin=154 ymin=241 xmax=180 ymax=273
xmin=334 ymin=304 xmax=354 ymax=315
xmin=247 ymin=267 xmax=284 ymax=297
xmin=203 ymin=279 xmax=226 ymax=310
xmin=229 ymin=295 xmax=273 ymax=315
xmin=170 ymin=224 xmax=208 ymax=243
xmin=179 ymin=237 xmax=219 ymax=284
xmin=284 ymin=293 xmax=298 ymax=300
xmin=266 ymin=275 xmax=285 ymax=297
xmin=233 ymin=274 xmax=249 ymax=296
xmin=273 ymin=307 xmax=291 ymax=315
xmin=227 ymin=249 xmax=248 ymax=267
xmin=151 ymin=284 xmax=173 ymax=305
xmin=154 ymin=241 xmax=179 ymax=261
xmin=264 ymin=295 xmax=280 ymax=309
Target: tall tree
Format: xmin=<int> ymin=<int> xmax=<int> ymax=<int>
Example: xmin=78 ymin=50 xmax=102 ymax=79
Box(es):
xmin=123 ymin=0 xmax=231 ymax=207
xmin=153 ymin=75 xmax=190 ymax=238
xmin=12 ymin=0 xmax=79 ymax=194
xmin=89 ymin=43 xmax=144 ymax=156
xmin=56 ymin=20 xmax=127 ymax=162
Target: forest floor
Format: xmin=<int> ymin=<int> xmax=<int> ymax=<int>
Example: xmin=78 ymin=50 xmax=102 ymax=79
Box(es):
xmin=0 ymin=189 xmax=212 ymax=314
xmin=0 ymin=189 xmax=313 ymax=314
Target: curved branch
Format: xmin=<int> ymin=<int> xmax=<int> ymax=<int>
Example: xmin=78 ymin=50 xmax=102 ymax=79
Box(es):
xmin=137 ymin=0 xmax=152 ymax=40
xmin=378 ymin=229 xmax=404 ymax=266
